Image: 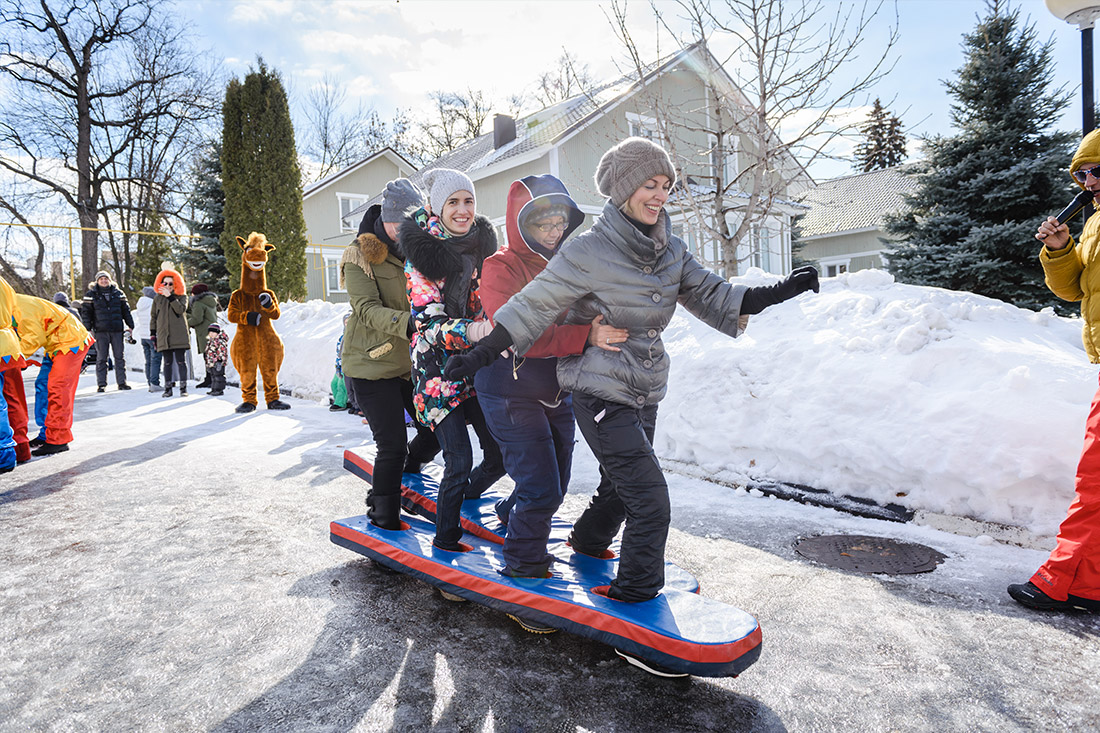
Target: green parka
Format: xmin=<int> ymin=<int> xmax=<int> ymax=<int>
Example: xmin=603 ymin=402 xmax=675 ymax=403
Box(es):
xmin=340 ymin=213 xmax=414 ymax=381
xmin=187 ymin=292 xmax=218 ymax=352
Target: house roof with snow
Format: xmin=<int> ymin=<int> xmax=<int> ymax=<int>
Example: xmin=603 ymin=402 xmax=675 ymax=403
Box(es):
xmin=795 ymin=165 xmax=919 ymax=238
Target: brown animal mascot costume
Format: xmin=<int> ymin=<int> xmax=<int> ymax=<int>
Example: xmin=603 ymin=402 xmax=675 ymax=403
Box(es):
xmin=227 ymin=232 xmax=290 ymax=413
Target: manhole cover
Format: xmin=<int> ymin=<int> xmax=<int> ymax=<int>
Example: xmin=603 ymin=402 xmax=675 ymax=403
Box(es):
xmin=793 ymin=534 xmax=947 ymax=575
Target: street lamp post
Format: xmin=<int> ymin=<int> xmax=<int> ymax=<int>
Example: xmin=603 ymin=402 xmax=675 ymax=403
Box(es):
xmin=1048 ymin=0 xmax=1100 ymax=135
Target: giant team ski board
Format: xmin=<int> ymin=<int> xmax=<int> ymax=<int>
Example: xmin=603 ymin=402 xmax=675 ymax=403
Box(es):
xmin=342 ymin=447 xmax=700 ymax=593
xmin=331 ymin=448 xmax=762 ymax=677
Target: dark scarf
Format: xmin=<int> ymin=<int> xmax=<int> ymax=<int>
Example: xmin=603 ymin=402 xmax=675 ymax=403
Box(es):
xmin=401 ymin=213 xmax=498 ymax=318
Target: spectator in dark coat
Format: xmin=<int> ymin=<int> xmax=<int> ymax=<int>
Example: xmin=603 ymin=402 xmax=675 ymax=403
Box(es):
xmin=81 ymin=270 xmax=134 ymax=391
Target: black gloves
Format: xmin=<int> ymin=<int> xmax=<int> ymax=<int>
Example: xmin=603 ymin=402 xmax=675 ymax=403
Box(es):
xmin=442 ymin=323 xmax=514 ymax=380
xmin=258 ymin=292 xmax=273 ymax=308
xmin=246 ymin=312 xmax=262 ymax=326
xmin=444 ymin=343 xmax=502 ymax=380
xmin=740 ymin=266 xmax=820 ymax=315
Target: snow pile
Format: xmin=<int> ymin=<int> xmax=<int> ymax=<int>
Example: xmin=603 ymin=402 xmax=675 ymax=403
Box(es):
xmin=660 ymin=269 xmax=1093 ymax=537
xmin=180 ymin=270 xmax=1091 ymax=537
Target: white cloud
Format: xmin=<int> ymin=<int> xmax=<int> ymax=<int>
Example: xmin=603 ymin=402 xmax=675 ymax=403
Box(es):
xmin=229 ymin=0 xmax=296 ymax=23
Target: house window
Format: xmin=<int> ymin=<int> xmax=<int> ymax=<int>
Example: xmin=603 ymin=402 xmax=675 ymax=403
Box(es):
xmin=751 ymin=225 xmax=773 ymax=272
xmin=626 ymin=112 xmax=658 ymax=141
xmin=338 ymin=194 xmax=369 ymax=232
xmin=711 ymin=135 xmax=740 ymax=189
xmin=821 ymin=260 xmax=850 ymax=278
xmin=324 ymin=254 xmax=345 ymax=294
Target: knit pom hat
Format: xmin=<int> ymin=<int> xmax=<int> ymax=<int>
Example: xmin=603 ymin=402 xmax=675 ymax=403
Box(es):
xmin=94 ymin=270 xmax=112 ymax=282
xmin=594 ymin=137 xmax=677 ymax=207
xmin=207 ymin=323 xmax=221 ymax=333
xmin=191 ymin=283 xmax=209 ymax=295
xmin=381 ymin=178 xmax=424 ymax=223
xmin=422 ymin=168 xmax=475 ymax=216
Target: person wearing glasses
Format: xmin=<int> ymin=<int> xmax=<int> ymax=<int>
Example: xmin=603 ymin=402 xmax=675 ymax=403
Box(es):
xmin=446 ymin=137 xmax=819 ymax=615
xmin=475 ymin=175 xmax=628 ymax=599
xmin=1014 ymin=129 xmax=1100 ymax=614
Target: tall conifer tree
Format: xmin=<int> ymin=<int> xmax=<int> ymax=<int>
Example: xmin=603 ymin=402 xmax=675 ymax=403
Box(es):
xmin=853 ymin=98 xmax=907 ymax=172
xmin=181 ymin=141 xmax=230 ymax=297
xmin=883 ymin=1 xmax=1077 ymax=312
xmin=220 ymin=59 xmax=308 ymax=299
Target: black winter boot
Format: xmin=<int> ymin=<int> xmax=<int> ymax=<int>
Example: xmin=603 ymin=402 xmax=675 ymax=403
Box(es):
xmin=235 ymin=402 xmax=256 ymax=414
xmin=267 ymin=399 xmax=291 ymax=410
xmin=367 ymin=494 xmax=403 ymax=531
xmin=196 ymin=376 xmax=211 ymax=388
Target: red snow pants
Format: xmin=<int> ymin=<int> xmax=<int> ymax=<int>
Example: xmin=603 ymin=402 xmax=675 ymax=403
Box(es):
xmin=1031 ymin=372 xmax=1100 ymax=601
xmin=40 ymin=347 xmax=85 ymax=445
xmin=1 ymin=362 xmax=28 ymax=454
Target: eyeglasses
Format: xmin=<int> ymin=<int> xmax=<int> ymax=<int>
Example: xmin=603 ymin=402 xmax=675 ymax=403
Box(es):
xmin=534 ymin=221 xmax=567 ymax=233
xmin=1073 ymin=165 xmax=1100 ymax=183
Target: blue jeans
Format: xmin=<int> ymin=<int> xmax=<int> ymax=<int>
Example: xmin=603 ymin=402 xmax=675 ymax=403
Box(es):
xmin=432 ymin=398 xmax=504 ymax=549
xmin=479 ymin=390 xmax=575 ymax=576
xmin=142 ymin=339 xmax=162 ymax=386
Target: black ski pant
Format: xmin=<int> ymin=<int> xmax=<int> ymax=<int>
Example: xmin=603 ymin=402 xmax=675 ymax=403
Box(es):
xmin=94 ymin=330 xmax=126 ymax=387
xmin=161 ymin=348 xmax=188 ymax=386
xmin=570 ymin=391 xmax=667 ymax=602
xmin=349 ymin=376 xmax=439 ymax=503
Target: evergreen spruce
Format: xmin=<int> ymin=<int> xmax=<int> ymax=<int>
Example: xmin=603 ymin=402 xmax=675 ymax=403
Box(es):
xmin=180 ymin=140 xmax=230 ymax=299
xmin=853 ymin=98 xmax=907 ymax=172
xmin=220 ymin=59 xmax=308 ymax=300
xmin=883 ymin=1 xmax=1077 ymax=313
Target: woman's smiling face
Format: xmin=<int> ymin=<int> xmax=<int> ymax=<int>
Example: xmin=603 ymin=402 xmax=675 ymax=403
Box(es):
xmin=441 ymin=190 xmax=475 ymax=235
xmin=622 ymin=175 xmax=671 ymax=226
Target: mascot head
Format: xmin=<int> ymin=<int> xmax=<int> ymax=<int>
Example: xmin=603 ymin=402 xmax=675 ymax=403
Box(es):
xmin=236 ymin=232 xmax=275 ymax=293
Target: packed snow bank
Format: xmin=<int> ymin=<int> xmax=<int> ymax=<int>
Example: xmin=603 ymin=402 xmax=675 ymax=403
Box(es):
xmin=160 ymin=271 xmax=1090 ymax=537
xmin=661 ymin=268 xmax=1093 ymax=537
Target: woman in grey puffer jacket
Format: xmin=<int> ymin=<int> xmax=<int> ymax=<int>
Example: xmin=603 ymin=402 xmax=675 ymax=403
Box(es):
xmin=447 ymin=137 xmax=819 ymax=606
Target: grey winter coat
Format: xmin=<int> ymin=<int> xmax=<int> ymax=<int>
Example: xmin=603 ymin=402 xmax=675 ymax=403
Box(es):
xmin=493 ymin=201 xmax=747 ymax=408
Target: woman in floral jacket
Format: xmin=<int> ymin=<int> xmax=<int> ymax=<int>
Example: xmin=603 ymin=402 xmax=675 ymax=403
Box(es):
xmin=402 ymin=168 xmax=504 ymax=552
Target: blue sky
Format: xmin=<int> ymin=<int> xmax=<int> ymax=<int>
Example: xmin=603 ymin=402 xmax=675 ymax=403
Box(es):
xmin=180 ymin=0 xmax=1089 ymax=180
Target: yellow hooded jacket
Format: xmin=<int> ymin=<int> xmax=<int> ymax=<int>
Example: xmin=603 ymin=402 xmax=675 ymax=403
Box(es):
xmin=0 ymin=277 xmax=24 ymax=368
xmin=1041 ymin=128 xmax=1100 ymax=362
xmin=13 ymin=293 xmax=91 ymax=357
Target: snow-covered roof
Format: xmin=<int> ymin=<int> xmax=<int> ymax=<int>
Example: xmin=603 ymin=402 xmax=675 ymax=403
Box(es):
xmin=795 ymin=164 xmax=919 ymax=238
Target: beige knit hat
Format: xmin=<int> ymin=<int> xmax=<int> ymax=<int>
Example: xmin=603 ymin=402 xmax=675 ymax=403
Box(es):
xmin=594 ymin=137 xmax=677 ymax=207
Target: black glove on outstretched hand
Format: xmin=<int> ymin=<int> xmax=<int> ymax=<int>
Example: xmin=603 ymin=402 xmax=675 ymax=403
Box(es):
xmin=443 ymin=323 xmax=514 ymax=380
xmin=246 ymin=311 xmax=262 ymax=326
xmin=740 ymin=265 xmax=820 ymax=315
xmin=258 ymin=292 xmax=273 ymax=308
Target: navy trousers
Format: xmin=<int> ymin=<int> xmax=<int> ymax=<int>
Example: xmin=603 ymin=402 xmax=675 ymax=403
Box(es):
xmin=479 ymin=390 xmax=575 ymax=576
xmin=570 ymin=391 xmax=667 ymax=602
xmin=432 ymin=397 xmax=504 ymax=549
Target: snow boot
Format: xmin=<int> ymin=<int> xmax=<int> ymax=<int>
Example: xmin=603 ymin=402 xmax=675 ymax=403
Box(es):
xmin=1008 ymin=582 xmax=1100 ymax=612
xmin=614 ymin=649 xmax=689 ymax=678
xmin=97 ymin=386 xmax=105 ymax=393
xmin=162 ymin=386 xmax=173 ymax=398
xmin=235 ymin=402 xmax=256 ymax=414
xmin=366 ymin=493 xmax=403 ymax=531
xmin=28 ymin=435 xmax=46 ymax=448
xmin=179 ymin=385 xmax=187 ymax=396
xmin=506 ymin=614 xmax=557 ymax=634
xmin=31 ymin=442 xmax=69 ymax=457
xmin=267 ymin=399 xmax=291 ymax=410
xmin=118 ymin=383 xmax=131 ymax=390
xmin=195 ymin=376 xmax=211 ymax=388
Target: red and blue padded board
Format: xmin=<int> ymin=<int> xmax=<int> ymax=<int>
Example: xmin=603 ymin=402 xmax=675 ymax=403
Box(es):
xmin=329 ymin=513 xmax=762 ymax=678
xmin=342 ymin=447 xmax=700 ymax=593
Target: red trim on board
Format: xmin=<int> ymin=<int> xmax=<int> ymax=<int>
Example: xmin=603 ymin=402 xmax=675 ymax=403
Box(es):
xmin=344 ymin=449 xmax=505 ymax=545
xmin=329 ymin=521 xmax=760 ymax=665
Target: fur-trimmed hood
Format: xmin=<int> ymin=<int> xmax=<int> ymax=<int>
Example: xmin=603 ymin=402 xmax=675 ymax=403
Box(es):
xmin=338 ymin=232 xmax=391 ymax=289
xmin=154 ymin=268 xmax=186 ymax=296
xmin=400 ymin=214 xmax=498 ymax=282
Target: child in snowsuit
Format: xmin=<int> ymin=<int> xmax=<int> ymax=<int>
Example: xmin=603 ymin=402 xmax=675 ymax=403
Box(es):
xmin=1 ymin=276 xmax=29 ymax=472
xmin=204 ymin=323 xmax=229 ymax=397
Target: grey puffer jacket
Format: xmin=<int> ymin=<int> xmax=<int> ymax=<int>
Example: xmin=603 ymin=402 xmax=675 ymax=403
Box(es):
xmin=493 ymin=201 xmax=747 ymax=408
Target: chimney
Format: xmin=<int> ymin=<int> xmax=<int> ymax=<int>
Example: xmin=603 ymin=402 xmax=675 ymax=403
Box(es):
xmin=493 ymin=114 xmax=516 ymax=150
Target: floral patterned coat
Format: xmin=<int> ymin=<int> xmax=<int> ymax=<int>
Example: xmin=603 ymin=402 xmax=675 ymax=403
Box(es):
xmin=400 ymin=213 xmax=498 ymax=427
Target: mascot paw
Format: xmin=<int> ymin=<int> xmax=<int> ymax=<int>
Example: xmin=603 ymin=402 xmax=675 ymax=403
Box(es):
xmin=235 ymin=402 xmax=257 ymax=413
xmin=245 ymin=311 xmax=261 ymax=326
xmin=258 ymin=292 xmax=273 ymax=308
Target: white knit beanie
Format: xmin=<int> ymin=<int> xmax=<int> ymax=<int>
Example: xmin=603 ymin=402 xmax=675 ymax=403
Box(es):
xmin=594 ymin=137 xmax=677 ymax=207
xmin=423 ymin=168 xmax=475 ymax=216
